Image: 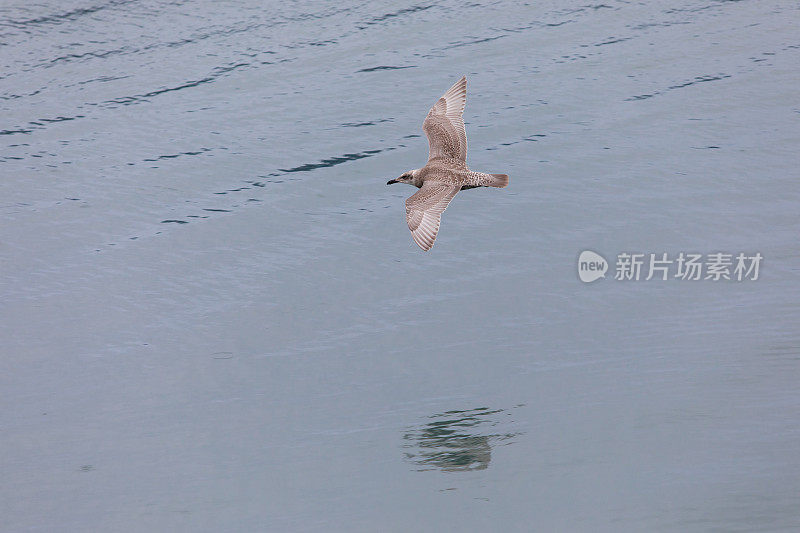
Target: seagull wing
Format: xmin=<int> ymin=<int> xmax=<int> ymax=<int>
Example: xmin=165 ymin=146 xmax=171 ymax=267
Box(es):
xmin=405 ymin=181 xmax=461 ymax=251
xmin=422 ymin=75 xmax=467 ymax=162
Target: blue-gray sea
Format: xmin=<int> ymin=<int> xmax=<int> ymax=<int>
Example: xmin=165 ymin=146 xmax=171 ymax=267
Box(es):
xmin=2 ymin=1 xmax=799 ymax=531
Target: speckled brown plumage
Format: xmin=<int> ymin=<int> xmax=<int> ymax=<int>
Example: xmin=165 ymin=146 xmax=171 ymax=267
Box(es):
xmin=388 ymin=76 xmax=510 ymax=251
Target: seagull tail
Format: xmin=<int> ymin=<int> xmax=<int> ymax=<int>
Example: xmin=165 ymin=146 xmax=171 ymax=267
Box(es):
xmin=487 ymin=174 xmax=510 ymax=188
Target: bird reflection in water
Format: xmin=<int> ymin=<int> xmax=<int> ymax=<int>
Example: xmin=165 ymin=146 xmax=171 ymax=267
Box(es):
xmin=403 ymin=407 xmax=519 ymax=472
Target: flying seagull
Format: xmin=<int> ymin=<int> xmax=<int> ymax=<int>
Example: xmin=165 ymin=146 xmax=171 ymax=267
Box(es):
xmin=387 ymin=75 xmax=509 ymax=251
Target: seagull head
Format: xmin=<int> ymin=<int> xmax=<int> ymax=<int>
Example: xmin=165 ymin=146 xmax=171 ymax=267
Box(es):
xmin=387 ymin=170 xmax=419 ymax=186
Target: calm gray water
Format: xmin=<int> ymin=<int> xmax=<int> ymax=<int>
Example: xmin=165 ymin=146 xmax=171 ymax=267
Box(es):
xmin=2 ymin=0 xmax=799 ymax=531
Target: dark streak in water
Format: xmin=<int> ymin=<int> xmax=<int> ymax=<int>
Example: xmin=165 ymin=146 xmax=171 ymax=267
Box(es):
xmin=75 ymin=75 xmax=131 ymax=86
xmin=627 ymin=73 xmax=731 ymax=101
xmin=5 ymin=0 xmax=133 ymax=27
xmin=278 ymin=148 xmax=390 ymax=173
xmin=143 ymin=148 xmax=212 ymax=162
xmin=376 ymin=4 xmax=433 ymax=22
xmin=150 ymin=141 xmax=394 ymax=227
xmin=105 ymin=63 xmax=250 ymax=105
xmin=106 ymin=78 xmax=214 ymax=105
xmin=667 ymin=74 xmax=731 ymax=90
xmin=360 ymin=5 xmax=434 ymax=27
xmin=1 ymin=114 xmax=85 ymax=136
xmin=41 ymin=116 xmax=81 ymax=124
xmin=0 ymin=128 xmax=33 ymax=136
xmin=595 ymin=37 xmax=632 ymax=46
xmin=0 ymin=89 xmax=43 ymax=101
xmin=546 ymin=20 xmax=573 ymax=27
xmin=627 ymin=93 xmax=659 ymax=101
xmin=357 ymin=65 xmax=416 ymax=73
xmin=443 ymin=34 xmax=507 ymax=50
xmin=340 ymin=118 xmax=394 ymax=128
xmin=631 ymin=21 xmax=691 ymax=30
xmin=48 ymin=48 xmax=128 ymax=66
xmin=487 ymin=134 xmax=547 ymax=151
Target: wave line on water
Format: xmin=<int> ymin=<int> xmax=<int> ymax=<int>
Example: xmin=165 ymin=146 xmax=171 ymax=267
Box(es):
xmin=278 ymin=148 xmax=392 ymax=173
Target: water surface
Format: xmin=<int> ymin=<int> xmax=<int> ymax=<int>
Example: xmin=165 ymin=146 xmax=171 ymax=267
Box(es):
xmin=2 ymin=0 xmax=799 ymax=531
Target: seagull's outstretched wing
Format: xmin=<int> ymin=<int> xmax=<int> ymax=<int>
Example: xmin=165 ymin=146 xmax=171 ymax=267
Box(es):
xmin=405 ymin=181 xmax=461 ymax=251
xmin=422 ymin=75 xmax=467 ymax=162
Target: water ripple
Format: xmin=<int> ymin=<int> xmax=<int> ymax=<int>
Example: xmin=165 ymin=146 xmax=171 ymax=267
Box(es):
xmin=357 ymin=65 xmax=416 ymax=73
xmin=4 ymin=0 xmax=133 ymax=28
xmin=104 ymin=63 xmax=250 ymax=106
xmin=403 ymin=407 xmax=521 ymax=472
xmin=626 ymin=73 xmax=732 ymax=101
xmin=338 ymin=118 xmax=394 ymax=128
xmin=357 ymin=4 xmax=434 ymax=29
xmin=443 ymin=34 xmax=507 ymax=50
xmin=0 ymin=114 xmax=84 ymax=136
xmin=278 ymin=148 xmax=391 ymax=173
xmin=142 ymin=148 xmax=213 ymax=162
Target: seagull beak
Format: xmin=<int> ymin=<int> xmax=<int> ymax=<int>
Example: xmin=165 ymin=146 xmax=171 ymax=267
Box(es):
xmin=386 ymin=179 xmax=397 ymax=185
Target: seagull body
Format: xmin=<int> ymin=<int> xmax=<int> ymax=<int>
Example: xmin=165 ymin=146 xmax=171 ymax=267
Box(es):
xmin=387 ymin=76 xmax=509 ymax=251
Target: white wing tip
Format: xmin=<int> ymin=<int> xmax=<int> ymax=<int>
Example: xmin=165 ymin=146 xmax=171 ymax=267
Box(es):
xmin=412 ymin=232 xmax=434 ymax=251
